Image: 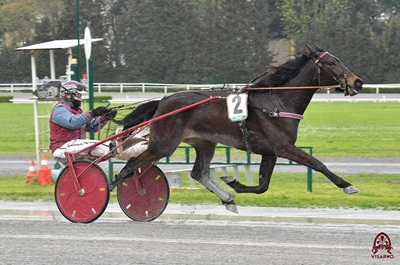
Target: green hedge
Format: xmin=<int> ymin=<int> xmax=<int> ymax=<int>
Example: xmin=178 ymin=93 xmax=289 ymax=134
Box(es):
xmin=94 ymin=96 xmax=112 ymax=102
xmin=0 ymin=96 xmax=12 ymax=103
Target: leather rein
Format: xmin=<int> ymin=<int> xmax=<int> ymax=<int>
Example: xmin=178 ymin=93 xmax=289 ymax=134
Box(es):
xmin=236 ymin=51 xmax=348 ymax=152
xmin=243 ymin=51 xmax=346 ymax=93
xmin=241 ymin=51 xmax=348 ymax=121
xmin=244 ymin=84 xmax=340 ymax=91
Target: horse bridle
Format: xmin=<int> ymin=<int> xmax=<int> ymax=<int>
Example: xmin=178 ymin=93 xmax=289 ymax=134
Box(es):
xmin=314 ymin=51 xmax=350 ymax=96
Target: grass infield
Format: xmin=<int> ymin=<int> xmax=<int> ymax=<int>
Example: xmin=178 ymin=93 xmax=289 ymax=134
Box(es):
xmin=1 ymin=172 xmax=399 ymax=210
xmin=1 ymin=101 xmax=399 ymax=156
xmin=0 ymin=101 xmax=399 ymax=209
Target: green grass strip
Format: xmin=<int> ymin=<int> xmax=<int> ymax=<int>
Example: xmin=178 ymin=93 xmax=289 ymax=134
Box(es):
xmin=2 ymin=172 xmax=399 ymax=210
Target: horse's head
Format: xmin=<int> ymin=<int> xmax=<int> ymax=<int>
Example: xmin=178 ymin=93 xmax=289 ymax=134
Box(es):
xmin=306 ymin=44 xmax=363 ymax=96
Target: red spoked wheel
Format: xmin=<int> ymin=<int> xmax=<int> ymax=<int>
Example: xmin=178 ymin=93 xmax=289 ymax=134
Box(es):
xmin=117 ymin=165 xmax=169 ymax=221
xmin=55 ymin=160 xmax=110 ymax=223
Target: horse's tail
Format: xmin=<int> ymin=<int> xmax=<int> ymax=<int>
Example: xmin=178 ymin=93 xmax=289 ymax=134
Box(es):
xmin=115 ymin=100 xmax=160 ymax=129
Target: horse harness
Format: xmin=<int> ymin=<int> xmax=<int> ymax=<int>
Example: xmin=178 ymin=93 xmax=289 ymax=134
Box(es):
xmin=238 ymin=93 xmax=304 ymax=153
xmin=314 ymin=51 xmax=350 ymax=96
xmin=237 ymin=50 xmax=349 ymax=152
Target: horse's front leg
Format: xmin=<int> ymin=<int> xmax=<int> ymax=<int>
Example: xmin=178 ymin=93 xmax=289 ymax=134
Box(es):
xmin=276 ymin=145 xmax=359 ymax=194
xmin=221 ymin=155 xmax=277 ymax=194
xmin=190 ymin=143 xmax=237 ymax=213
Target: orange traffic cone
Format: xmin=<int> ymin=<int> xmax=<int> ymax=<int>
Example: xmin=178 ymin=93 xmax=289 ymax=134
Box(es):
xmin=38 ymin=154 xmax=52 ymax=185
xmin=25 ymin=160 xmax=36 ymax=184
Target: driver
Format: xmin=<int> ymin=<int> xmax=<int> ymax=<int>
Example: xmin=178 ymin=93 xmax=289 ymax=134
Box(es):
xmin=49 ymin=80 xmax=146 ymax=160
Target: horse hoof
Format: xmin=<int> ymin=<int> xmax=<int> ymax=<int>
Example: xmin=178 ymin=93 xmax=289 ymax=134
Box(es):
xmin=344 ymin=185 xmax=360 ymax=194
xmin=220 ymin=175 xmax=236 ymax=184
xmin=224 ymin=200 xmax=239 ymax=214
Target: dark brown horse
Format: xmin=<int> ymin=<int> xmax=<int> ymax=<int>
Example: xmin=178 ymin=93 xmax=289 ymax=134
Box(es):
xmin=113 ymin=45 xmax=363 ymax=213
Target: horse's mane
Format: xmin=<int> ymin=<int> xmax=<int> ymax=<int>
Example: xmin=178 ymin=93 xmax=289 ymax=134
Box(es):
xmin=250 ymin=52 xmax=310 ymax=87
xmin=114 ymin=100 xmax=160 ymax=128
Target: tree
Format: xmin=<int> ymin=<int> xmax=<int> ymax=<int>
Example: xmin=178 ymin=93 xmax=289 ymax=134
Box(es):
xmin=379 ymin=17 xmax=400 ymax=82
xmin=377 ymin=0 xmax=400 ymax=15
xmin=279 ymin=0 xmax=396 ymax=83
xmin=0 ymin=0 xmax=42 ymax=46
xmin=115 ymin=0 xmax=203 ymax=82
xmin=198 ymin=0 xmax=274 ymax=83
xmin=0 ymin=0 xmax=43 ymax=81
xmin=101 ymin=0 xmax=127 ymax=81
xmin=113 ymin=0 xmax=275 ymax=83
xmin=2 ymin=0 xmax=400 ymax=84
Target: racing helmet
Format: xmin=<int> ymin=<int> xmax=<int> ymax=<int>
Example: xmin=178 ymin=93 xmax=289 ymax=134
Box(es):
xmin=60 ymin=80 xmax=87 ymax=100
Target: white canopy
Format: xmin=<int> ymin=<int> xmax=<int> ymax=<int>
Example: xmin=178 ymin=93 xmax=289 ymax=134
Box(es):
xmin=15 ymin=38 xmax=103 ymax=51
xmin=15 ymin=38 xmax=103 ymax=84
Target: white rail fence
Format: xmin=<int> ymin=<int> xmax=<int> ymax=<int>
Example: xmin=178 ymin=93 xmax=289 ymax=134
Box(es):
xmin=1 ymin=82 xmax=400 ymax=94
xmin=0 ymin=83 xmax=245 ymax=93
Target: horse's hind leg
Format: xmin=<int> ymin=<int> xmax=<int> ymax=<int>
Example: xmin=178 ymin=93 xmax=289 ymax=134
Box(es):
xmin=221 ymin=155 xmax=277 ymax=194
xmin=277 ymin=145 xmax=359 ymax=194
xmin=190 ymin=140 xmax=237 ymax=213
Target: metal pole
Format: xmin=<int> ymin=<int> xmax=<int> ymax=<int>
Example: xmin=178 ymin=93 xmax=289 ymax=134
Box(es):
xmin=108 ymin=160 xmax=114 ymax=180
xmin=33 ymin=100 xmax=40 ymax=165
xmin=307 ymin=147 xmax=313 ymax=192
xmin=30 ymin=51 xmax=37 ymax=92
xmin=89 ymin=60 xmax=94 ymax=140
xmin=76 ymin=0 xmax=81 ymax=81
xmin=66 ymin=48 xmax=72 ymax=80
xmin=89 ymin=60 xmax=94 ymax=111
xmin=30 ymin=50 xmax=40 ymax=164
xmin=49 ymin=50 xmax=56 ymax=79
xmin=185 ymin=146 xmax=190 ymax=163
